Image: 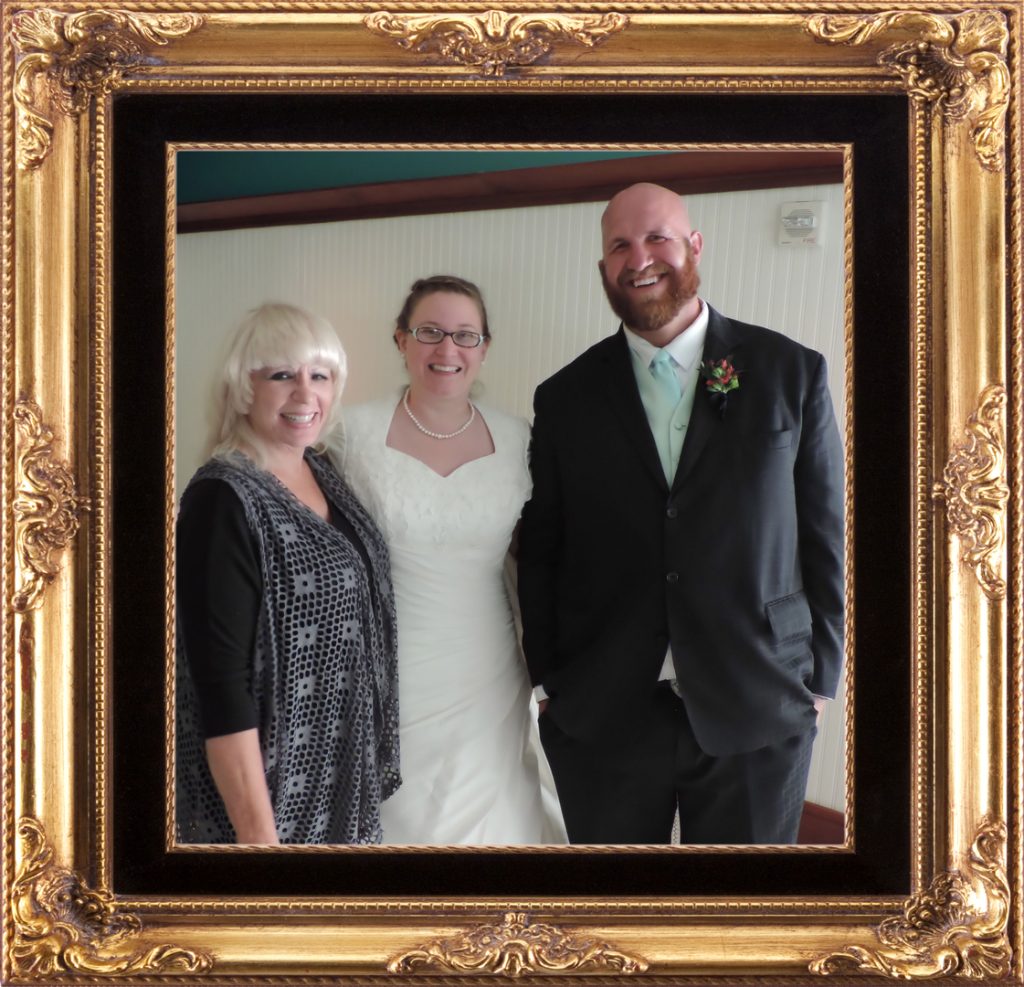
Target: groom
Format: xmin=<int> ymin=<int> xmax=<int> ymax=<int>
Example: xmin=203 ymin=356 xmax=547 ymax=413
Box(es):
xmin=517 ymin=183 xmax=844 ymax=844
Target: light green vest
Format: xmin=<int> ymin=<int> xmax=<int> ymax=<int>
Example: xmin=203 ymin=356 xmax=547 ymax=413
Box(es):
xmin=630 ymin=350 xmax=696 ymax=483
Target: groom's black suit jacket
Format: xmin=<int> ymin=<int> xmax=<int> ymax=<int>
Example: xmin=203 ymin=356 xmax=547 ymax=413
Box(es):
xmin=517 ymin=306 xmax=845 ymax=757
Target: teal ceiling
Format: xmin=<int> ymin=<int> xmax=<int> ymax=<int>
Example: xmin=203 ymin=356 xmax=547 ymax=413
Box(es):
xmin=176 ymin=149 xmax=666 ymax=204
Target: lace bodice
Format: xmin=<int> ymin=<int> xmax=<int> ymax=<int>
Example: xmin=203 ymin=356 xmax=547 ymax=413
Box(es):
xmin=338 ymin=397 xmax=531 ymax=561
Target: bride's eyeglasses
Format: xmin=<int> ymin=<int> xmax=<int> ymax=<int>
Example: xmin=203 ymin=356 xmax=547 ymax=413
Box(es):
xmin=406 ymin=325 xmax=485 ymax=348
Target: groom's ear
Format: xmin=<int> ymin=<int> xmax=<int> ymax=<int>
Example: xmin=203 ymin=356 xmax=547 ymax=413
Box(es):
xmin=597 ymin=259 xmax=606 ymax=278
xmin=689 ymin=231 xmax=704 ymax=264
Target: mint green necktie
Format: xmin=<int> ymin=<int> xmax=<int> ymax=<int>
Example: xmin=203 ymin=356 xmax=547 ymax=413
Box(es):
xmin=650 ymin=348 xmax=682 ymax=404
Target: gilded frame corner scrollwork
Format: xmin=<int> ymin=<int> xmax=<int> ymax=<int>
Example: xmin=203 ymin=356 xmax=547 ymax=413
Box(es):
xmin=810 ymin=818 xmax=1012 ymax=979
xmin=11 ymin=8 xmax=203 ymax=170
xmin=2 ymin=1 xmax=1020 ymax=984
xmin=10 ymin=817 xmax=212 ymax=978
xmin=807 ymin=9 xmax=1011 ymax=171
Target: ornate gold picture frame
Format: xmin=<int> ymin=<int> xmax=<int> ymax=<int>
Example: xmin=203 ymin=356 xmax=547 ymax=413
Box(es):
xmin=3 ymin=2 xmax=1021 ymax=983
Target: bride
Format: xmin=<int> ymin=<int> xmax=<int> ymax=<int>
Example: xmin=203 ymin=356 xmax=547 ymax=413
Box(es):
xmin=334 ymin=275 xmax=565 ymax=844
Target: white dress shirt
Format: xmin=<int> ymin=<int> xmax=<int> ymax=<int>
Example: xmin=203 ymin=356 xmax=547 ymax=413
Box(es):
xmin=622 ymin=300 xmax=709 ymax=404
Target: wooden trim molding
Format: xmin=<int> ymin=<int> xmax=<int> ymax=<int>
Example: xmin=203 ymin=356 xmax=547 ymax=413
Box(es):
xmin=176 ymin=150 xmax=844 ymax=233
xmin=798 ymin=802 xmax=845 ymax=845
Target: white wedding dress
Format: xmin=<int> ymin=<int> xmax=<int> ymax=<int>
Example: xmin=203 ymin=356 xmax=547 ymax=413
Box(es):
xmin=337 ymin=397 xmax=566 ymax=845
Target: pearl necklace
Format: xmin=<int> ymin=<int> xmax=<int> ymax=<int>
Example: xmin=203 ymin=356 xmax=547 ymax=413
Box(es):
xmin=402 ymin=388 xmax=476 ymax=440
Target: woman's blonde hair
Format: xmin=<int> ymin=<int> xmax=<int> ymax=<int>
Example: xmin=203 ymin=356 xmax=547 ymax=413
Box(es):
xmin=206 ymin=302 xmax=348 ymax=466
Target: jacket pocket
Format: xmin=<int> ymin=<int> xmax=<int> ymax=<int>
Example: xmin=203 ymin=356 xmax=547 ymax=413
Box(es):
xmin=765 ymin=590 xmax=812 ymax=642
xmin=741 ymin=428 xmax=793 ymax=449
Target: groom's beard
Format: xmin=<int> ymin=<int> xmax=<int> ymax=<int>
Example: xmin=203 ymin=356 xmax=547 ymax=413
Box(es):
xmin=600 ymin=246 xmax=700 ymax=335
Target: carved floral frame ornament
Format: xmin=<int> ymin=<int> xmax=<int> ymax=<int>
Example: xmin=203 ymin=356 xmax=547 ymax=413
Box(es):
xmin=1 ymin=2 xmax=1021 ymax=984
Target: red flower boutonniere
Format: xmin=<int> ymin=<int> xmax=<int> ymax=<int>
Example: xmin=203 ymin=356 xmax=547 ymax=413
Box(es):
xmin=699 ymin=355 xmax=741 ymax=418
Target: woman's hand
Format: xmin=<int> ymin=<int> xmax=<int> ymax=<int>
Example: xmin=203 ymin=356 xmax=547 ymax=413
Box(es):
xmin=205 ymin=729 xmax=280 ymax=844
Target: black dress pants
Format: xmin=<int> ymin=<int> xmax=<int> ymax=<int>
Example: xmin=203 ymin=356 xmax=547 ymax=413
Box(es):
xmin=539 ymin=683 xmax=816 ymax=844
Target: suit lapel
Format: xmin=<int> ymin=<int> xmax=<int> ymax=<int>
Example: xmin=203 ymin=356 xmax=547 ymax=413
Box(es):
xmin=671 ymin=306 xmax=743 ymax=490
xmin=599 ymin=329 xmax=669 ymax=491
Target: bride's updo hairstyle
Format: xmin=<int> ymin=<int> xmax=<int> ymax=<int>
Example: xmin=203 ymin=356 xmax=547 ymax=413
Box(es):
xmin=207 ymin=302 xmax=348 ymax=467
xmin=393 ymin=274 xmax=491 ymax=346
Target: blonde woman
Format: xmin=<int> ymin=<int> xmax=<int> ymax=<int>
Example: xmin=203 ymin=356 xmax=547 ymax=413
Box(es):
xmin=175 ymin=302 xmax=398 ymax=844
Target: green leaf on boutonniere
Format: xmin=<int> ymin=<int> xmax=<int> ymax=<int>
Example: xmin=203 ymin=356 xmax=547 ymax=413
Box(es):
xmin=699 ymin=355 xmax=741 ymax=418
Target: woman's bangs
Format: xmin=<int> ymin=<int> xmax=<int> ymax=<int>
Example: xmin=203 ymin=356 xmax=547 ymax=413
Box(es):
xmin=245 ymin=322 xmax=341 ymax=376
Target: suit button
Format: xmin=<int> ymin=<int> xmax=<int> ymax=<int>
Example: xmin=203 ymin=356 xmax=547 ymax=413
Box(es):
xmin=666 ymin=572 xmax=679 ymax=583
xmin=666 ymin=507 xmax=678 ymax=518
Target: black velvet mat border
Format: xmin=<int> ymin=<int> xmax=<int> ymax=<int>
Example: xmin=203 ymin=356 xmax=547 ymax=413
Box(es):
xmin=112 ymin=91 xmax=910 ymax=897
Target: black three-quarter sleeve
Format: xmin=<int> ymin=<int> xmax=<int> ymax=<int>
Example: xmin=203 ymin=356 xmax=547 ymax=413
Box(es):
xmin=176 ymin=479 xmax=262 ymax=738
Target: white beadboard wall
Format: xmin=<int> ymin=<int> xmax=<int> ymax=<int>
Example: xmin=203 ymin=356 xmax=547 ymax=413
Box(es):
xmin=175 ymin=182 xmax=848 ymax=814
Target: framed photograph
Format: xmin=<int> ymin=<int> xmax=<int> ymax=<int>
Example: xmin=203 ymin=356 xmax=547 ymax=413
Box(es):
xmin=3 ymin=2 xmax=1020 ymax=983
xmin=169 ymin=145 xmax=853 ymax=851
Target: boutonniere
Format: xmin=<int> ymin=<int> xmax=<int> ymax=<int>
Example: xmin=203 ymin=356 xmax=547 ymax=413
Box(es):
xmin=699 ymin=355 xmax=741 ymax=418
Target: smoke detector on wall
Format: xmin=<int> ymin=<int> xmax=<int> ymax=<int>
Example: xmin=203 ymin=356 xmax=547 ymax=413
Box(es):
xmin=779 ymin=201 xmax=825 ymax=245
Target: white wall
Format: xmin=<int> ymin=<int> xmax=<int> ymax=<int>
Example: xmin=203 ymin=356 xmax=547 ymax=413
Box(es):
xmin=175 ymin=182 xmax=848 ymax=815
